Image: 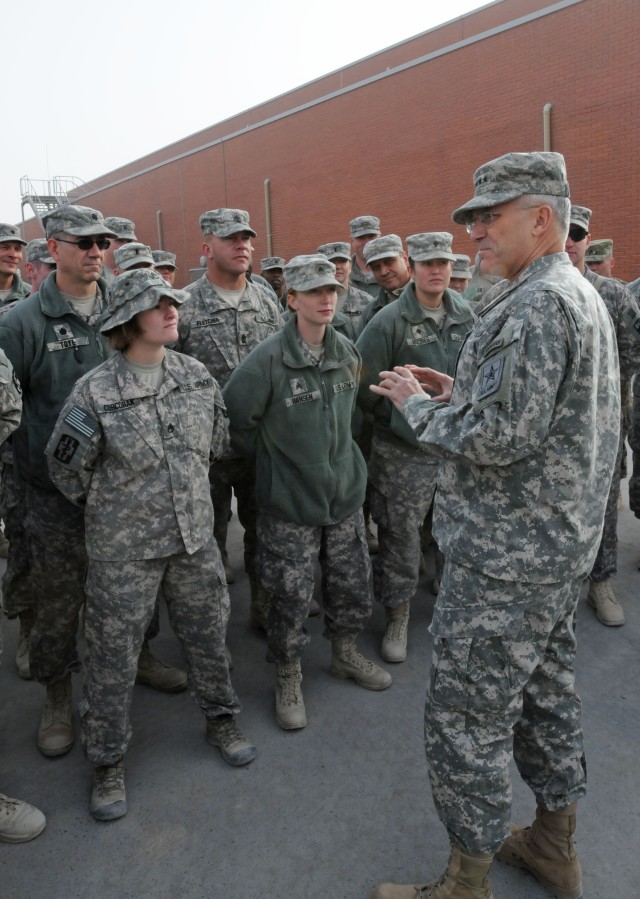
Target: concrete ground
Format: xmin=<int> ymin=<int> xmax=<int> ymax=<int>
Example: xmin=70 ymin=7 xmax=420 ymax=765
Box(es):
xmin=1 ymin=499 xmax=639 ymax=899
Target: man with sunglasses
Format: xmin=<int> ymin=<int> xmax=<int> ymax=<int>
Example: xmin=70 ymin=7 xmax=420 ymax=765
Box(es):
xmin=0 ymin=205 xmax=116 ymax=759
xmin=565 ymin=205 xmax=640 ymax=627
xmin=369 ymin=153 xmax=619 ymax=899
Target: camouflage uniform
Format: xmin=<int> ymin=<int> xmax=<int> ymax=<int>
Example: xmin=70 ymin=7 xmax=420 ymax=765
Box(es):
xmin=402 ymin=250 xmax=620 ymax=852
xmin=356 ymin=277 xmax=474 ymax=610
xmin=223 ymin=309 xmax=370 ymax=663
xmin=350 ymin=258 xmax=379 ymax=299
xmin=176 ymin=274 xmax=281 ymax=579
xmin=0 ymin=269 xmax=111 ymax=684
xmin=583 ymin=267 xmax=640 ymax=580
xmin=46 ymin=348 xmax=240 ymax=765
xmin=0 ymin=345 xmax=22 ymax=622
xmin=0 ymin=270 xmax=29 ymax=307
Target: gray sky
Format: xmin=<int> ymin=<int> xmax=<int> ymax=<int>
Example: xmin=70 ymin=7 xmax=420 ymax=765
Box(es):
xmin=4 ymin=0 xmax=486 ymax=223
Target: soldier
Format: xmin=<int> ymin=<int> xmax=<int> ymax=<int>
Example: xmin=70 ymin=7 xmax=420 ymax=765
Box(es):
xmin=356 ymin=233 xmax=475 ymax=663
xmin=152 ymin=249 xmax=178 ymax=286
xmin=113 ymin=242 xmax=154 ymax=274
xmin=565 ymin=204 xmax=640 ymax=626
xmin=101 ymin=216 xmax=137 ymax=286
xmin=317 ymin=241 xmax=371 ymax=332
xmin=24 ymin=239 xmax=56 ymax=295
xmin=357 ymin=234 xmax=412 ymax=334
xmin=176 ymin=208 xmax=282 ymax=609
xmin=463 ymin=252 xmax=502 ymax=305
xmin=585 ymin=238 xmax=618 ymax=280
xmin=349 ymin=215 xmax=382 ymax=299
xmin=369 ymin=152 xmax=619 ymax=899
xmin=0 ymin=223 xmax=29 ymax=307
xmin=0 ymin=345 xmax=46 ymax=844
xmin=259 ymin=256 xmax=286 ymax=306
xmin=46 ymin=269 xmax=255 ymax=822
xmin=449 ymin=254 xmax=473 ymax=294
xmin=223 ymin=255 xmax=390 ymax=730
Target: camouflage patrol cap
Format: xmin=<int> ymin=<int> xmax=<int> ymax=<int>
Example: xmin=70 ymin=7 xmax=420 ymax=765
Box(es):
xmin=103 ymin=217 xmax=137 ymax=241
xmin=200 ymin=208 xmax=257 ymax=238
xmin=586 ymin=239 xmax=614 ymax=263
xmin=260 ymin=256 xmax=285 ymax=271
xmin=0 ymin=223 xmax=27 ymax=246
xmin=317 ymin=242 xmax=351 ymax=261
xmin=43 ymin=205 xmax=117 ymax=239
xmin=26 ymin=238 xmax=55 ymax=264
xmin=101 ymin=269 xmax=189 ymax=333
xmin=152 ymin=250 xmax=178 ymax=270
xmin=569 ymin=205 xmax=592 ymax=230
xmin=363 ymin=234 xmax=403 ymax=265
xmin=114 ymin=242 xmax=154 ymax=272
xmin=283 ymin=254 xmax=344 ymax=292
xmin=349 ymin=216 xmax=381 ymax=238
xmin=406 ymin=232 xmax=456 ymax=262
xmin=452 ymin=254 xmax=472 ymax=279
xmin=452 ymin=152 xmax=570 ymax=224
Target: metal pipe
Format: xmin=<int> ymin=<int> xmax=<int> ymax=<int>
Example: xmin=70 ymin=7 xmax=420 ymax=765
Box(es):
xmin=156 ymin=210 xmax=164 ymax=249
xmin=264 ymin=178 xmax=273 ymax=256
xmin=543 ymin=103 xmax=553 ymax=151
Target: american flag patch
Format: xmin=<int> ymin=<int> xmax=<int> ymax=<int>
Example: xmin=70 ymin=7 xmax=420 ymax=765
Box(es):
xmin=64 ymin=406 xmax=98 ymax=438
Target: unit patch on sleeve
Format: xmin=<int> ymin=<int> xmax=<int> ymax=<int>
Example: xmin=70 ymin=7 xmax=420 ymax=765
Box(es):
xmin=53 ymin=434 xmax=79 ymax=464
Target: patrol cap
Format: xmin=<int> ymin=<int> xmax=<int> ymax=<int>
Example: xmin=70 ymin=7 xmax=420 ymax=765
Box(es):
xmin=349 ymin=216 xmax=381 ymax=238
xmin=363 ymin=234 xmax=403 ymax=265
xmin=452 ymin=152 xmax=570 ymax=224
xmin=26 ymin=238 xmax=55 ymax=264
xmin=103 ymin=217 xmax=137 ymax=241
xmin=152 ymin=250 xmax=178 ymax=270
xmin=284 ymin=254 xmax=344 ymax=292
xmin=114 ymin=242 xmax=154 ymax=272
xmin=585 ymin=239 xmax=613 ymax=263
xmin=260 ymin=256 xmax=285 ymax=271
xmin=452 ymin=254 xmax=472 ymax=279
xmin=0 ymin=223 xmax=27 ymax=246
xmin=43 ymin=205 xmax=117 ymax=240
xmin=317 ymin=242 xmax=351 ymax=261
xmin=200 ymin=208 xmax=256 ymax=238
xmin=569 ymin=205 xmax=592 ymax=230
xmin=101 ymin=269 xmax=189 ymax=333
xmin=406 ymin=232 xmax=456 ymax=263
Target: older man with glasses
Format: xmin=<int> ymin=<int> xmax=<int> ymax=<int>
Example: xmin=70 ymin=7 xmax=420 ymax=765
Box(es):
xmin=0 ymin=205 xmax=116 ymax=761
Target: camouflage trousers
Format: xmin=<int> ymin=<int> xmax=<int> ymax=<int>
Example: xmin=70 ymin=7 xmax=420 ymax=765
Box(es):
xmin=210 ymin=457 xmax=258 ymax=579
xmin=81 ymin=537 xmax=240 ymax=766
xmin=425 ymin=560 xmax=586 ymax=854
xmin=257 ymin=509 xmax=372 ymax=663
xmin=24 ymin=485 xmax=86 ymax=684
xmin=368 ymin=438 xmax=438 ymax=608
xmin=0 ymin=464 xmax=35 ymax=618
xmin=590 ymin=425 xmax=623 ymax=581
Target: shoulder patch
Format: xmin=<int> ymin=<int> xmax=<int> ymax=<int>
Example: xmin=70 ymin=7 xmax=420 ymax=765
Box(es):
xmin=477 ymin=356 xmax=505 ymax=400
xmin=53 ymin=434 xmax=79 ymax=465
xmin=64 ymin=405 xmax=98 ymax=438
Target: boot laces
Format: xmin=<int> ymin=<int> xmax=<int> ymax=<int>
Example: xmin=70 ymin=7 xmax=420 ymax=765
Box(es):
xmin=0 ymin=794 xmax=21 ymax=815
xmin=96 ymin=764 xmax=124 ymax=798
xmin=386 ymin=615 xmax=408 ymax=642
xmin=210 ymin=717 xmax=244 ymax=749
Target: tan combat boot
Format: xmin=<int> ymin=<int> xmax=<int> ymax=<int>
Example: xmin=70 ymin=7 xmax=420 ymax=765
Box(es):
xmin=587 ymin=580 xmax=625 ymax=626
xmin=275 ymin=658 xmax=306 ymax=730
xmin=249 ymin=578 xmax=270 ymax=633
xmin=136 ymin=640 xmax=188 ymax=692
xmin=0 ymin=793 xmax=46 ymax=843
xmin=38 ymin=673 xmax=74 ymax=757
xmin=371 ymin=845 xmax=494 ymax=898
xmin=16 ymin=610 xmax=35 ymax=680
xmin=90 ymin=761 xmax=127 ymax=821
xmin=496 ymin=803 xmax=582 ymax=899
xmin=381 ymin=601 xmax=410 ymax=662
xmin=330 ymin=637 xmax=392 ymax=690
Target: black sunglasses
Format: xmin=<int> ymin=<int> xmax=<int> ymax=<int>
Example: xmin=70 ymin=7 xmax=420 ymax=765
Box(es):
xmin=56 ymin=237 xmax=111 ymax=251
xmin=568 ymin=227 xmax=588 ymax=242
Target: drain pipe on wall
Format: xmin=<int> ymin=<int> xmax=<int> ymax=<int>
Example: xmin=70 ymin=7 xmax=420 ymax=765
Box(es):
xmin=156 ymin=210 xmax=164 ymax=250
xmin=543 ymin=103 xmax=553 ymax=151
xmin=264 ymin=178 xmax=273 ymax=257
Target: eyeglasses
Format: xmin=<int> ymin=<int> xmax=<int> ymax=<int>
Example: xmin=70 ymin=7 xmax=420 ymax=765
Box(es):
xmin=567 ymin=227 xmax=588 ymax=242
xmin=56 ymin=237 xmax=111 ymax=251
xmin=464 ymin=204 xmax=541 ymax=234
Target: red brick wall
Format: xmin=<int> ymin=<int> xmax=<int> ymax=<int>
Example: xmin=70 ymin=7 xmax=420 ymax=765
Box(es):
xmin=21 ymin=0 xmax=640 ymax=283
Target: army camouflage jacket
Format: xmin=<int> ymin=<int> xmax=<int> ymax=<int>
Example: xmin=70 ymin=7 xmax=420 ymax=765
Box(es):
xmin=46 ymin=349 xmax=228 ymax=562
xmin=356 ymin=284 xmax=475 ymax=449
xmin=0 ymin=349 xmax=22 ymax=445
xmin=0 ymin=271 xmax=111 ymax=491
xmin=223 ymin=315 xmax=366 ymax=527
xmin=1 ymin=271 xmax=30 ymax=307
xmin=338 ymin=284 xmax=373 ymax=332
xmin=402 ymin=253 xmax=620 ymax=585
xmin=176 ymin=274 xmax=282 ymax=387
xmin=583 ymin=266 xmax=640 ymax=394
xmin=350 ymin=256 xmax=379 ymax=299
